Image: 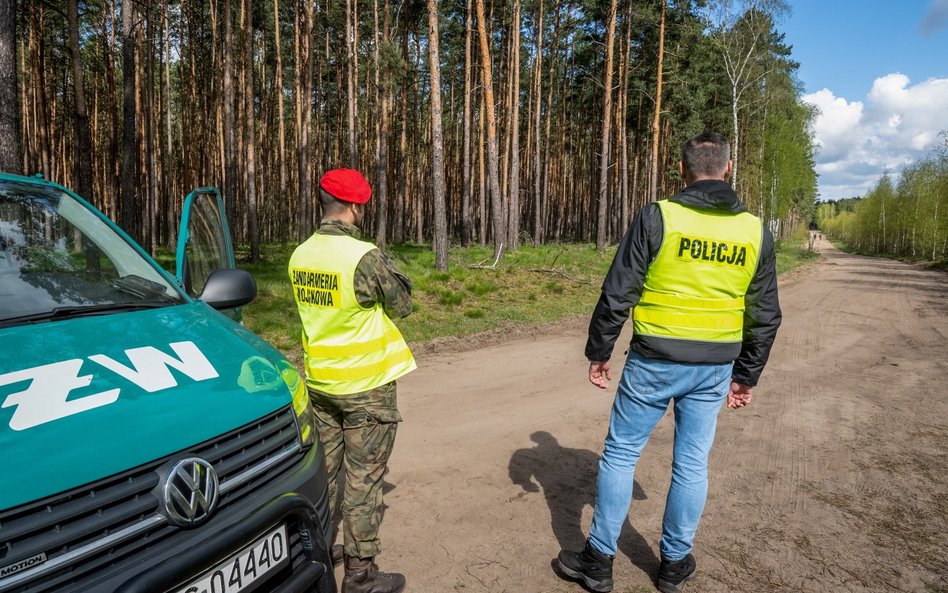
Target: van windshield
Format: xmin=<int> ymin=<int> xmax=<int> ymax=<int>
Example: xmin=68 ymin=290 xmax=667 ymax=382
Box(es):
xmin=0 ymin=179 xmax=185 ymax=326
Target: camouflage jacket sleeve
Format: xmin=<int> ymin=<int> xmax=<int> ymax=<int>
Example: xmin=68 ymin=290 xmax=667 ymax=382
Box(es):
xmin=353 ymin=248 xmax=413 ymax=318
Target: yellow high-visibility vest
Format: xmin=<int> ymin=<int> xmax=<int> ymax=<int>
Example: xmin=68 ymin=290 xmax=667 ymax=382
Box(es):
xmin=633 ymin=200 xmax=763 ymax=344
xmin=289 ymin=233 xmax=416 ymax=395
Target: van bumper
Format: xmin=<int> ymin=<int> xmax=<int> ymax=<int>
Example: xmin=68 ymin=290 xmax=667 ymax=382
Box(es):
xmin=72 ymin=443 xmax=334 ymax=593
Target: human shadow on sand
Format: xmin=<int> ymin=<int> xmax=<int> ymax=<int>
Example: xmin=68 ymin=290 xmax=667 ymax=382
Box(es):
xmin=509 ymin=431 xmax=659 ymax=581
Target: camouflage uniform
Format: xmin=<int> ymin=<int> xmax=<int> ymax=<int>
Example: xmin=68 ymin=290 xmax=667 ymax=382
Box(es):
xmin=306 ymin=220 xmax=412 ymax=559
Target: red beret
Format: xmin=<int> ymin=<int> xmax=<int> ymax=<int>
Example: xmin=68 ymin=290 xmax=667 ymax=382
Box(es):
xmin=319 ymin=169 xmax=372 ymax=204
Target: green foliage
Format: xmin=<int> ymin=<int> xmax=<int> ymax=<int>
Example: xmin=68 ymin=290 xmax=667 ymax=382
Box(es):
xmin=818 ymin=146 xmax=948 ymax=263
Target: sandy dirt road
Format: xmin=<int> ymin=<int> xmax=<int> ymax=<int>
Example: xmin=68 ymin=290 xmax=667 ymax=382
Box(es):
xmin=337 ymin=237 xmax=948 ymax=593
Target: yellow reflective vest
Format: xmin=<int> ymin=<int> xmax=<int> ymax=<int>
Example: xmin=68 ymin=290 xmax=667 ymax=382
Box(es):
xmin=289 ymin=233 xmax=416 ymax=395
xmin=632 ymin=200 xmax=763 ymax=344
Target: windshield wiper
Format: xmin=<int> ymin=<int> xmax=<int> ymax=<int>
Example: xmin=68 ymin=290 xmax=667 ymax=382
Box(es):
xmin=111 ymin=275 xmax=172 ymax=299
xmin=0 ymin=301 xmax=175 ymax=328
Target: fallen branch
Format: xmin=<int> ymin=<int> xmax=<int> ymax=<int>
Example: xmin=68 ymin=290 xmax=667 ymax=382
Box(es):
xmin=526 ymin=267 xmax=593 ymax=284
xmin=467 ymin=243 xmax=505 ymax=269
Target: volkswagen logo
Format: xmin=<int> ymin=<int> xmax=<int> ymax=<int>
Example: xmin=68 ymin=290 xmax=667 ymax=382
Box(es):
xmin=158 ymin=457 xmax=220 ymax=527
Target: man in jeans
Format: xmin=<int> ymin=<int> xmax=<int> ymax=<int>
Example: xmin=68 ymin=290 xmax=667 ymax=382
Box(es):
xmin=557 ymin=132 xmax=781 ymax=593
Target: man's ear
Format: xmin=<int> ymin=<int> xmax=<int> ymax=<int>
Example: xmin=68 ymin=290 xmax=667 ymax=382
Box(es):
xmin=723 ymin=160 xmax=734 ymax=180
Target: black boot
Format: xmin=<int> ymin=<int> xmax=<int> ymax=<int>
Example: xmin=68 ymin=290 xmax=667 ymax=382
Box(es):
xmin=657 ymin=554 xmax=696 ymax=593
xmin=557 ymin=540 xmax=614 ymax=592
xmin=342 ymin=556 xmax=406 ymax=593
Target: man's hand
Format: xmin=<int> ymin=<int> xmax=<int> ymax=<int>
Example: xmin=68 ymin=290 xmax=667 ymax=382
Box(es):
xmin=589 ymin=361 xmax=612 ymax=390
xmin=726 ymin=381 xmax=753 ymax=409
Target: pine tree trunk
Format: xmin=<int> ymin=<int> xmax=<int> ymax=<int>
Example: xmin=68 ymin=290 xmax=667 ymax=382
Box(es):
xmin=648 ymin=0 xmax=665 ymax=204
xmin=67 ymin=0 xmax=92 ymax=198
xmin=374 ymin=0 xmax=390 ymax=249
xmin=163 ymin=0 xmax=174 ymax=235
xmin=461 ymin=0 xmax=474 ymax=246
xmin=121 ymin=0 xmax=138 ymax=235
xmin=243 ymin=0 xmax=259 ymax=261
xmin=273 ymin=0 xmax=287 ymax=195
xmin=346 ymin=0 xmax=359 ymax=167
xmin=531 ymin=0 xmax=543 ymax=246
xmin=596 ymin=0 xmax=617 ymax=251
xmin=297 ymin=0 xmax=314 ymax=239
xmin=427 ymin=0 xmax=449 ymax=270
xmin=223 ymin=0 xmax=236 ymax=218
xmin=395 ymin=24 xmax=409 ymax=243
xmin=475 ymin=0 xmax=504 ymax=261
xmin=477 ymin=92 xmax=486 ymax=245
xmin=507 ymin=0 xmax=521 ymax=250
xmin=145 ymin=8 xmax=159 ymax=252
xmin=0 ymin=0 xmax=22 ymax=173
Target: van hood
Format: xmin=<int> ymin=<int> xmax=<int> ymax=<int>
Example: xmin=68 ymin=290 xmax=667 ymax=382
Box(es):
xmin=0 ymin=303 xmax=294 ymax=510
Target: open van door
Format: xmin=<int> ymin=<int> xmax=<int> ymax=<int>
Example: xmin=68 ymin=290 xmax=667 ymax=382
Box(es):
xmin=176 ymin=188 xmax=255 ymax=316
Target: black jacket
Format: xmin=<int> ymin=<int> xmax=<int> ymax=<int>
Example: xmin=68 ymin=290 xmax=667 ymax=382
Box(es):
xmin=585 ymin=179 xmax=782 ymax=386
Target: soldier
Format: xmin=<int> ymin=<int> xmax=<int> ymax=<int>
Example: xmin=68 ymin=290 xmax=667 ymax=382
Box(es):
xmin=289 ymin=168 xmax=415 ymax=593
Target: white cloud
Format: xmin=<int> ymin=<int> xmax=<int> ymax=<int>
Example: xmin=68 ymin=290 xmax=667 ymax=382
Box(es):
xmin=803 ymin=74 xmax=948 ymax=199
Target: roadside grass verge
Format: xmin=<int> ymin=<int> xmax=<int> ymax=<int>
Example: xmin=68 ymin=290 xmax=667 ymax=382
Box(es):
xmin=161 ymin=236 xmax=817 ymax=357
xmin=775 ymin=238 xmax=819 ymax=274
xmin=824 ymin=237 xmax=948 ymax=271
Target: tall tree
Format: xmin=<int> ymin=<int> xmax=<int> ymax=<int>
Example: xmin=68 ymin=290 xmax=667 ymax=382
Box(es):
xmin=596 ymin=0 xmax=617 ymax=251
xmin=297 ymin=0 xmax=314 ymax=239
xmin=242 ymin=0 xmax=259 ymax=261
xmin=460 ymin=0 xmax=473 ymax=246
xmin=373 ymin=0 xmax=390 ymax=249
xmin=222 ymin=0 xmax=236 ymax=215
xmin=507 ymin=0 xmax=521 ymax=250
xmin=0 ymin=0 xmax=22 ymax=173
xmin=346 ymin=0 xmax=359 ymax=167
xmin=531 ymin=0 xmax=543 ymax=245
xmin=120 ymin=0 xmax=137 ymax=234
xmin=475 ymin=0 xmax=504 ymax=260
xmin=273 ymin=0 xmax=287 ymax=195
xmin=427 ymin=0 xmax=448 ymax=271
xmin=708 ymin=0 xmax=789 ymax=190
xmin=648 ymin=0 xmax=666 ymax=203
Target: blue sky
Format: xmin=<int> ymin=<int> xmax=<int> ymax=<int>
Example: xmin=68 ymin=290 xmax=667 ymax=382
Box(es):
xmin=780 ymin=0 xmax=948 ymax=199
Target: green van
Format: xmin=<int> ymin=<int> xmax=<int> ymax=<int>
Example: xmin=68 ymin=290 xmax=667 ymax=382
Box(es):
xmin=0 ymin=173 xmax=336 ymax=593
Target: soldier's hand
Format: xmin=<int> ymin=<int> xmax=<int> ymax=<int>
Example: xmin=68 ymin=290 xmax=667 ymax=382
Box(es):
xmin=589 ymin=361 xmax=611 ymax=390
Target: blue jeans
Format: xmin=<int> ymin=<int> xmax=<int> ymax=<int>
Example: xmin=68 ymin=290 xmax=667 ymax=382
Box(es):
xmin=588 ymin=351 xmax=731 ymax=561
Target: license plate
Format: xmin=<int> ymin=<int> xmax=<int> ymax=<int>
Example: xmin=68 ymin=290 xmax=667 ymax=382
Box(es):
xmin=176 ymin=524 xmax=290 ymax=593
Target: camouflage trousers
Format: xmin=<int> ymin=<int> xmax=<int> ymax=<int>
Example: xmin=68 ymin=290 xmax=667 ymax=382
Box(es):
xmin=309 ymin=381 xmax=402 ymax=559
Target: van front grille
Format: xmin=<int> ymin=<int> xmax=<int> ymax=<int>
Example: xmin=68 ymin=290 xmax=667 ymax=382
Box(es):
xmin=0 ymin=406 xmax=301 ymax=592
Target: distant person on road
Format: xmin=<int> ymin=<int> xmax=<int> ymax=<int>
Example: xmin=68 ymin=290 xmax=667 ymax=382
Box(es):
xmin=557 ymin=132 xmax=782 ymax=593
xmin=289 ymin=168 xmax=415 ymax=593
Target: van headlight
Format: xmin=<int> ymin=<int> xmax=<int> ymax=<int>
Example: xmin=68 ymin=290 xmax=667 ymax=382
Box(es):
xmin=280 ymin=364 xmax=316 ymax=450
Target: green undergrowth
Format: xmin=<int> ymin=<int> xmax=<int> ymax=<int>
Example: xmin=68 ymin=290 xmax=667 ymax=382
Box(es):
xmin=238 ymin=242 xmax=613 ymax=355
xmin=159 ymin=238 xmax=816 ymax=358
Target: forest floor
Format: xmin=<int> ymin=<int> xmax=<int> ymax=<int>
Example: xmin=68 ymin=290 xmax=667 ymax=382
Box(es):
xmin=237 ymin=237 xmax=818 ymax=359
xmin=330 ymin=235 xmax=948 ymax=593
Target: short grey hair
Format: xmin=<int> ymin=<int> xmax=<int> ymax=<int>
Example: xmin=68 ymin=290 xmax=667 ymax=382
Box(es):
xmin=682 ymin=132 xmax=730 ymax=179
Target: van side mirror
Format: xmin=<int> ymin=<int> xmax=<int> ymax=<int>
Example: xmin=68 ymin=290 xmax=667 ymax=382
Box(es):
xmin=199 ymin=268 xmax=257 ymax=310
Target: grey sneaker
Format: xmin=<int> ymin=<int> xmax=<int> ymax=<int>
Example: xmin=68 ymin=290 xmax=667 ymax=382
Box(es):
xmin=556 ymin=540 xmax=615 ymax=592
xmin=657 ymin=554 xmax=697 ymax=593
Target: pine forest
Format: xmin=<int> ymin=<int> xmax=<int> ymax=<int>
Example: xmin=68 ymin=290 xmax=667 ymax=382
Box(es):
xmin=1 ymin=0 xmax=819 ymax=266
